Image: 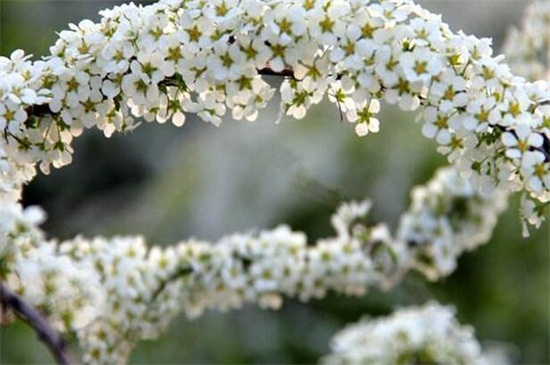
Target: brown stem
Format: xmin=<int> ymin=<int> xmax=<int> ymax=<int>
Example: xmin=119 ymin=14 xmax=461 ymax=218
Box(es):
xmin=258 ymin=66 xmax=295 ymax=78
xmin=149 ymin=265 xmax=193 ymax=302
xmin=0 ymin=282 xmax=76 ymax=365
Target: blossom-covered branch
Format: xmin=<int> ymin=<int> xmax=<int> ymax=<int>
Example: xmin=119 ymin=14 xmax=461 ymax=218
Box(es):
xmin=0 ymin=283 xmax=75 ymax=365
xmin=1 ymin=166 xmax=507 ymax=364
xmin=0 ymin=0 xmax=549 ymax=229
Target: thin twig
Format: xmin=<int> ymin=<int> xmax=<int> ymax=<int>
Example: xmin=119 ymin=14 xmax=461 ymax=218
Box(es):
xmin=0 ymin=282 xmax=76 ymax=365
xmin=257 ymin=66 xmax=296 ymax=78
xmin=150 ymin=265 xmax=194 ymax=302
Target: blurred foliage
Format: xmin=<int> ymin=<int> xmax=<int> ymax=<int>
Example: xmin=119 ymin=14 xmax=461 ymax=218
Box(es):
xmin=0 ymin=0 xmax=548 ymax=364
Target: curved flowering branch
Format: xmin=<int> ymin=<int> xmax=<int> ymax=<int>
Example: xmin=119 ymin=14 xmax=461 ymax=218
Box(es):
xmin=0 ymin=0 xmax=549 ymax=230
xmin=0 ymin=283 xmax=75 ymax=365
xmin=322 ymin=302 xmax=511 ymax=365
xmin=1 ymin=165 xmax=507 ymax=364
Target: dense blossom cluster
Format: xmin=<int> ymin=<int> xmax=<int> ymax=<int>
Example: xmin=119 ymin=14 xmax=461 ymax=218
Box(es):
xmin=397 ymin=168 xmax=508 ymax=280
xmin=0 ymin=0 xmax=548 ymax=227
xmin=61 ymin=222 xmax=398 ymax=364
xmin=0 ymin=195 xmax=105 ymax=333
xmin=323 ymin=302 xmax=510 ymax=365
xmin=0 ymin=0 xmax=547 ymax=364
xmin=502 ymin=1 xmax=549 ymax=81
xmin=2 ymin=165 xmax=506 ymax=364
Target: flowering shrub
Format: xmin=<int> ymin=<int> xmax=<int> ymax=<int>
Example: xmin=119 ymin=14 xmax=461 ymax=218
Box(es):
xmin=0 ymin=0 xmax=548 ymax=364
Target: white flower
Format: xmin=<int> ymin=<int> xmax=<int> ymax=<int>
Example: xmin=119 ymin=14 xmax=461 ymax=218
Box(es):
xmin=206 ymin=41 xmax=248 ymax=81
xmin=307 ymin=0 xmax=350 ymax=46
xmin=331 ymin=200 xmax=372 ymax=237
xmin=520 ymin=194 xmax=546 ymax=236
xmin=0 ymin=101 xmax=27 ymax=133
xmin=348 ymin=98 xmax=381 ymax=136
xmin=99 ymin=41 xmax=134 ymax=75
xmin=502 ymin=122 xmax=543 ymax=159
xmin=384 ymin=74 xmax=421 ymax=111
xmin=520 ymin=150 xmax=549 ymax=193
xmin=399 ymin=47 xmax=444 ymax=87
xmin=236 ymin=35 xmax=272 ymax=69
xmin=421 ymin=107 xmax=452 ymax=145
xmin=429 ymin=70 xmax=469 ymax=113
xmin=121 ymin=61 xmax=161 ymax=106
xmin=157 ymin=87 xmax=187 ymax=126
xmin=262 ymin=3 xmax=307 ymax=44
xmin=462 ymin=96 xmax=496 ymax=132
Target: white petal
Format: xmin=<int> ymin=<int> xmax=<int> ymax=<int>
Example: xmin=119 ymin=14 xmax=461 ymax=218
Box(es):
xmin=172 ymin=112 xmax=186 ymax=127
xmin=505 ymin=148 xmax=522 ymax=159
xmin=355 ymin=123 xmax=369 ymax=136
xmin=527 ymin=177 xmax=543 ymax=193
xmin=462 ymin=117 xmax=478 ymax=131
xmin=369 ymin=99 xmax=381 ymax=113
xmin=422 ymin=123 xmax=437 ymax=138
xmin=369 ymin=118 xmax=380 ymax=133
xmin=527 ymin=133 xmax=543 ymax=148
xmin=501 ymin=132 xmax=517 ymax=147
xmin=436 ymin=130 xmax=451 ymax=145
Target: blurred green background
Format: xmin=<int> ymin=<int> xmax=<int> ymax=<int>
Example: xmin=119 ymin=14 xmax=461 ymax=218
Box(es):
xmin=0 ymin=0 xmax=548 ymax=364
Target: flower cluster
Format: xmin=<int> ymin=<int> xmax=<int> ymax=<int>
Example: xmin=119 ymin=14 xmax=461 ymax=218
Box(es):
xmin=59 ymin=236 xmax=177 ymax=364
xmin=0 ymin=194 xmax=105 ymax=332
xmin=0 ymin=192 xmax=44 ymax=263
xmin=322 ymin=302 xmax=511 ymax=365
xmin=502 ymin=1 xmax=549 ymax=82
xmin=0 ymin=0 xmax=548 ymax=229
xmin=397 ymin=167 xmax=508 ymax=280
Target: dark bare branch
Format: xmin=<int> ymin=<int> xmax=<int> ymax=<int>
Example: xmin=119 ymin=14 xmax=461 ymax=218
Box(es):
xmin=0 ymin=282 xmax=76 ymax=365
